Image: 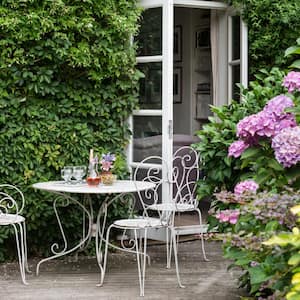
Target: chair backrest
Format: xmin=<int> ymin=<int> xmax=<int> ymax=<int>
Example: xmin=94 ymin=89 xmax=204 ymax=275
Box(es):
xmin=0 ymin=184 xmax=25 ymax=216
xmin=172 ymin=146 xmax=200 ymax=207
xmin=133 ymin=156 xmax=170 ymax=223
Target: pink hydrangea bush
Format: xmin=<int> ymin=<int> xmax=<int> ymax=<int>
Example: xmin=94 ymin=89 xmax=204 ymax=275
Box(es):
xmin=228 ymin=94 xmax=296 ymax=159
xmin=234 ymin=180 xmax=259 ymax=195
xmin=271 ymin=126 xmax=300 ymax=168
xmin=236 ymin=95 xmax=295 ymax=143
xmin=283 ymin=71 xmax=300 ymax=93
xmin=216 ymin=209 xmax=240 ymax=224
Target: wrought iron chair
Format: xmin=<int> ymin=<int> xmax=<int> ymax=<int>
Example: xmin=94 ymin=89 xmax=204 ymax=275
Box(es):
xmin=0 ymin=184 xmax=30 ymax=284
xmin=148 ymin=146 xmax=208 ymax=272
xmin=99 ymin=156 xmax=183 ymax=296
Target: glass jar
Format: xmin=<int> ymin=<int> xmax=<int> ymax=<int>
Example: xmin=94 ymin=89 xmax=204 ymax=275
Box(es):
xmin=100 ymin=171 xmax=116 ymax=185
xmin=86 ymin=161 xmax=101 ymax=186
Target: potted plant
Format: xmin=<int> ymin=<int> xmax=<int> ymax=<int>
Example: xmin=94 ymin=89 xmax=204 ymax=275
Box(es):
xmin=100 ymin=153 xmax=116 ymax=185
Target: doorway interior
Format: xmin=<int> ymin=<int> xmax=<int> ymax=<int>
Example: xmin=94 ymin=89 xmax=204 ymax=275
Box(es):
xmin=173 ymin=7 xmax=212 ymax=136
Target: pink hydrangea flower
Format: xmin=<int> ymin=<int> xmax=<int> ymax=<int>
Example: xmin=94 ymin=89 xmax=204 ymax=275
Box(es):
xmin=274 ymin=115 xmax=297 ymax=133
xmin=237 ymin=111 xmax=276 ymax=140
xmin=234 ymin=180 xmax=259 ymax=195
xmin=283 ymin=71 xmax=300 ymax=93
xmin=216 ymin=209 xmax=240 ymax=224
xmin=100 ymin=153 xmax=116 ymax=171
xmin=236 ymin=95 xmax=296 ymax=144
xmin=271 ymin=126 xmax=300 ymax=168
xmin=263 ymin=95 xmax=294 ymax=118
xmin=228 ymin=140 xmax=250 ymax=158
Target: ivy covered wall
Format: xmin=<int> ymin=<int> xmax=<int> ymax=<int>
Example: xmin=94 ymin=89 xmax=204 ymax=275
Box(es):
xmin=0 ymin=0 xmax=141 ymax=260
xmin=232 ymin=0 xmax=300 ymax=74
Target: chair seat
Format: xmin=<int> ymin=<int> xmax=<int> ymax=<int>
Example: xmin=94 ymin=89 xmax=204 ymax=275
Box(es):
xmin=0 ymin=213 xmax=25 ymax=225
xmin=148 ymin=203 xmax=196 ymax=212
xmin=114 ymin=217 xmax=167 ymax=228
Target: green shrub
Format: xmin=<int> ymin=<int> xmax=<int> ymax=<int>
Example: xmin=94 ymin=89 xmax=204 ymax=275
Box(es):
xmin=194 ymin=68 xmax=286 ymax=199
xmin=0 ymin=0 xmax=141 ymax=261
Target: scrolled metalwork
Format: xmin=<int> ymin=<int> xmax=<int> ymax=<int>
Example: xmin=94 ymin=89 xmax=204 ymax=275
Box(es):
xmin=0 ymin=184 xmax=29 ymax=284
xmin=36 ymin=191 xmax=92 ymax=275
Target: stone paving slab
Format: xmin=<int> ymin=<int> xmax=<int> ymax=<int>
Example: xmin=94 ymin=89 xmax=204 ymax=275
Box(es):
xmin=0 ymin=240 xmax=247 ymax=300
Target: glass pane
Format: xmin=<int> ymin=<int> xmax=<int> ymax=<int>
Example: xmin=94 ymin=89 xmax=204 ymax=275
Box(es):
xmin=232 ymin=65 xmax=240 ymax=101
xmin=232 ymin=16 xmax=240 ymax=61
xmin=138 ymin=62 xmax=162 ymax=109
xmin=136 ymin=7 xmax=162 ymax=56
xmin=133 ymin=116 xmax=162 ymax=162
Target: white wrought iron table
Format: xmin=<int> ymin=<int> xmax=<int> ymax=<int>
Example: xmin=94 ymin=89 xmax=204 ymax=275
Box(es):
xmin=32 ymin=180 xmax=155 ymax=284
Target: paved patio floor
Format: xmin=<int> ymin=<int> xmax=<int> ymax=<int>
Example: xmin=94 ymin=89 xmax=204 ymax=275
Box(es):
xmin=0 ymin=240 xmax=247 ymax=300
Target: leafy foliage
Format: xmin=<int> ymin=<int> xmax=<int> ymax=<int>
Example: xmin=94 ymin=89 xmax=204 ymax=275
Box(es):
xmin=264 ymin=207 xmax=300 ymax=300
xmin=0 ymin=0 xmax=142 ymax=261
xmin=204 ymin=41 xmax=300 ymax=299
xmin=213 ymin=189 xmax=300 ymax=298
xmin=285 ymin=38 xmax=300 ymax=69
xmin=232 ymin=0 xmax=300 ymax=74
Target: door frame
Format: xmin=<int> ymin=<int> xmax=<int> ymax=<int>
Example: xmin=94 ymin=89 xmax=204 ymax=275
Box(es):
xmin=128 ymin=0 xmax=247 ymax=205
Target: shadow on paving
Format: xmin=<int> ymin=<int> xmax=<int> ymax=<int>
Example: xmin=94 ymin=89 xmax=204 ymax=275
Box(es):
xmin=0 ymin=240 xmax=247 ymax=300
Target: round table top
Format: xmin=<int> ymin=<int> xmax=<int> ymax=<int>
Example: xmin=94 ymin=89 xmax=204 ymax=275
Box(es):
xmin=32 ymin=180 xmax=155 ymax=194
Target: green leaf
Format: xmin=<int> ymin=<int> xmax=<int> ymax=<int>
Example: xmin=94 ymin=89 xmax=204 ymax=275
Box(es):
xmin=265 ymin=220 xmax=279 ymax=232
xmin=290 ymin=60 xmax=300 ymax=69
xmin=287 ymin=292 xmax=300 ymax=300
xmin=267 ymin=159 xmax=284 ymax=171
xmin=263 ymin=233 xmax=295 ymax=246
xmin=285 ymin=46 xmax=300 ymax=57
xmin=241 ymin=147 xmax=262 ymax=160
xmin=289 ymin=254 xmax=300 ymax=266
xmin=248 ymin=266 xmax=271 ymax=285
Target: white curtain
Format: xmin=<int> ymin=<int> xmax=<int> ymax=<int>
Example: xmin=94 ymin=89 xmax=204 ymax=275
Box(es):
xmin=210 ymin=10 xmax=220 ymax=107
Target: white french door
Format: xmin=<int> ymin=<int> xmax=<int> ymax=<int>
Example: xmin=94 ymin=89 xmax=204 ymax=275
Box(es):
xmin=128 ymin=1 xmax=248 ymax=206
xmin=128 ymin=0 xmax=174 ymax=203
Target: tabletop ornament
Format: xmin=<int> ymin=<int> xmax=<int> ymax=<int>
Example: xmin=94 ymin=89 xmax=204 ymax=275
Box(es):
xmin=100 ymin=153 xmax=116 ymax=185
xmin=86 ymin=149 xmax=101 ymax=186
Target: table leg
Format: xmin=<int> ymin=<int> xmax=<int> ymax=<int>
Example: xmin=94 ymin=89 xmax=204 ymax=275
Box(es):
xmin=78 ymin=195 xmax=94 ymax=252
xmin=36 ymin=193 xmax=92 ymax=275
xmin=95 ymin=193 xmax=136 ymax=285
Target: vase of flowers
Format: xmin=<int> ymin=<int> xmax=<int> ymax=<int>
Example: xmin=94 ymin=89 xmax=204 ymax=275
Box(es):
xmin=100 ymin=153 xmax=116 ymax=185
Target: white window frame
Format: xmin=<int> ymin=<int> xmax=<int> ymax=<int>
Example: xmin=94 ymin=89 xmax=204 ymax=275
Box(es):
xmin=227 ymin=14 xmax=248 ymax=102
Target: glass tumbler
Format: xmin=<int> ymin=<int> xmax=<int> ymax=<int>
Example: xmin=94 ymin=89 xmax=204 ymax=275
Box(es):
xmin=73 ymin=166 xmax=86 ymax=183
xmin=61 ymin=166 xmax=73 ymax=183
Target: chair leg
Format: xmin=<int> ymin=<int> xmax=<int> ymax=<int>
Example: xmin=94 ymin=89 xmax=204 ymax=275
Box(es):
xmin=195 ymin=208 xmax=209 ymax=262
xmin=171 ymin=228 xmax=184 ymax=289
xmin=134 ymin=229 xmax=147 ymax=297
xmin=13 ymin=223 xmax=28 ymax=285
xmin=166 ymin=227 xmax=172 ymax=269
xmin=23 ymin=222 xmax=31 ymax=273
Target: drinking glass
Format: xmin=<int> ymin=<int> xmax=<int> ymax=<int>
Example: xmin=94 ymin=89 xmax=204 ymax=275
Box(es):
xmin=61 ymin=167 xmax=73 ymax=183
xmin=73 ymin=166 xmax=86 ymax=183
